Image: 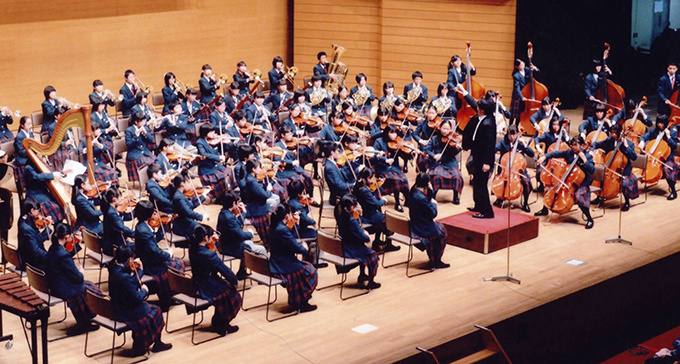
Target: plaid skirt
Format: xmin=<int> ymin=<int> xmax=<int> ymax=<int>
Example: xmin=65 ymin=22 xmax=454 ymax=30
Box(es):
xmin=48 ymin=148 xmax=69 ymax=172
xmin=416 ymin=154 xmax=432 ymax=172
xmin=379 ymin=170 xmax=409 ymax=195
xmin=275 ymin=261 xmax=318 ymax=307
xmin=186 ymin=124 xmax=198 ymax=144
xmin=574 ymin=184 xmax=591 ymax=209
xmin=66 ymin=281 xmax=100 ymax=325
xmin=148 ymin=258 xmax=185 ymax=307
xmin=101 ymin=139 xmax=114 ymax=164
xmin=127 ymin=303 xmax=164 ymax=349
xmin=428 ymin=164 xmax=463 ymax=194
xmin=412 ymin=222 xmax=447 ymax=263
xmin=93 ymin=164 xmax=119 ymax=186
xmin=40 ymin=200 xmax=64 ymax=222
xmin=125 ymin=155 xmax=154 ymax=183
xmin=663 ymin=159 xmax=679 ymax=182
xmin=14 ymin=164 xmax=26 ymax=192
xmin=622 ymin=173 xmax=639 ymax=200
xmin=209 ymin=285 xmax=241 ymax=324
xmin=199 ymin=168 xmax=234 ymax=202
xmin=249 ymin=214 xmax=270 ymax=245
xmin=354 ymin=251 xmax=379 ymax=278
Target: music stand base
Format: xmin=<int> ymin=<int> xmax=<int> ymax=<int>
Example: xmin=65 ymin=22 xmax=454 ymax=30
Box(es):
xmin=482 ymin=273 xmax=521 ymax=285
xmin=605 ymin=237 xmax=632 ymax=245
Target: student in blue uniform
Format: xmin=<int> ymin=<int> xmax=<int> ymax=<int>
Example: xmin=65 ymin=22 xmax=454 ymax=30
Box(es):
xmin=0 ymin=105 xmax=14 ymax=143
xmin=306 ymin=75 xmax=331 ymax=117
xmin=372 ymin=124 xmax=410 ymax=212
xmin=199 ymin=64 xmax=220 ymax=105
xmin=196 ymin=123 xmax=235 ymax=204
xmin=638 ymin=114 xmax=678 ymax=200
xmin=349 ymin=73 xmax=375 ymax=117
xmin=431 ymin=82 xmax=458 ymax=119
xmin=583 ymin=59 xmax=610 ymax=120
xmin=119 ymin=70 xmax=138 ymax=117
xmin=612 ymin=98 xmax=652 ymax=127
xmin=13 ymin=116 xmax=35 ymax=191
xmin=510 ymin=59 xmax=536 ymax=127
xmin=157 ymin=101 xmax=192 ymax=149
xmin=591 ymin=123 xmax=639 ymax=211
xmin=88 ymin=79 xmax=116 ymax=114
xmin=579 ymin=103 xmax=611 ymax=140
xmin=242 ymin=159 xmax=276 ymax=245
xmin=529 ymin=96 xmax=565 ymax=135
xmin=534 ymin=116 xmax=570 ymax=192
xmin=313 ymin=51 xmax=331 ymax=83
xmin=246 ymin=92 xmax=272 ymax=128
xmin=446 ymin=54 xmax=475 ymax=107
xmin=352 ymin=167 xmax=399 ymax=252
xmin=162 ymin=72 xmax=185 ymax=115
xmin=41 ymin=85 xmax=68 ymax=136
xmin=403 ymin=71 xmax=429 ymax=111
xmin=493 ymin=125 xmax=535 ymax=212
xmin=72 ymin=174 xmax=102 ymax=235
xmin=90 ymin=98 xmax=118 ymax=165
xmin=171 ymin=172 xmax=208 ymax=240
xmin=100 ymin=187 xmax=135 ymax=256
xmin=18 ymin=198 xmax=52 ymax=271
xmin=324 ymin=142 xmax=352 ymax=205
xmin=125 ymin=112 xmax=156 ymax=184
xmin=657 ymin=62 xmax=679 ymax=116
xmin=268 ymin=56 xmax=285 ymax=95
xmin=423 ymin=118 xmax=464 ymax=205
xmin=233 ymin=61 xmax=255 ymax=97
xmin=24 ymin=159 xmax=65 ymax=222
xmin=78 ymin=124 xmax=119 ymax=186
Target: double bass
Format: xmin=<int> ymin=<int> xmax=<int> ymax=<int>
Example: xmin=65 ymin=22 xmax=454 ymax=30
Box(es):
xmin=519 ymin=42 xmax=549 ymax=135
xmin=594 ymin=43 xmax=625 ymax=114
xmin=491 ymin=138 xmax=526 ymax=201
xmin=669 ymin=88 xmax=680 ymax=128
xmin=456 ymin=41 xmax=485 ymax=131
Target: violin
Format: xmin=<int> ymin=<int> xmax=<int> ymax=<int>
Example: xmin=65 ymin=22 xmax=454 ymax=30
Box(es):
xmin=441 ymin=133 xmax=462 ymax=149
xmin=334 ymin=122 xmax=367 ymax=137
xmin=368 ymin=177 xmax=385 ymax=192
xmin=346 ymin=112 xmax=372 ymax=128
xmin=491 ymin=139 xmax=527 ymax=201
xmin=84 ymin=181 xmax=112 ymax=198
xmin=183 ymin=185 xmax=210 ymax=198
xmin=336 ymin=149 xmax=359 ymax=166
xmin=427 ymin=116 xmax=443 ymax=130
xmin=240 ymin=122 xmax=268 ymax=135
xmin=359 ymin=146 xmax=385 ymax=159
xmin=116 ymin=194 xmax=140 ymax=214
xmin=159 ymin=170 xmax=180 ymax=189
xmin=519 ymin=42 xmax=549 ymax=134
xmin=299 ymin=193 xmax=318 ymax=208
xmin=396 ymin=108 xmax=422 ymax=124
xmin=231 ymin=202 xmax=247 ymax=217
xmin=293 ymin=114 xmax=325 ymax=128
xmin=285 ymin=137 xmax=314 ymax=149
xmin=207 ymin=234 xmax=219 ymax=252
xmin=148 ymin=211 xmax=175 ymax=229
xmin=285 ymin=212 xmax=301 ymax=229
xmin=34 ymin=215 xmax=51 ymax=229
xmin=64 ymin=230 xmax=82 ymax=253
xmin=387 ymin=136 xmax=423 ymax=156
xmin=261 ymin=146 xmax=285 ymax=159
xmin=256 ymin=159 xmax=279 ymax=181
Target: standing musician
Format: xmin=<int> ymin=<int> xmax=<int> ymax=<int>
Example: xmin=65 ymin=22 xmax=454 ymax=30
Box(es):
xmin=372 ymin=124 xmax=411 ymax=212
xmin=405 ymin=173 xmax=450 ymax=269
xmin=403 ymin=71 xmax=429 ymax=111
xmin=72 ymin=174 xmax=103 ymax=235
xmin=269 ymin=56 xmax=286 ymax=95
xmin=233 ymin=61 xmax=255 ymax=97
xmin=350 ymin=73 xmax=375 ymax=117
xmin=46 ymin=222 xmax=101 ymax=335
xmin=243 ymin=159 xmax=277 ymax=244
xmin=78 ymin=123 xmax=119 ymax=186
xmin=224 ymin=82 xmax=243 ymax=115
xmin=276 ymin=125 xmax=314 ymax=196
xmin=88 ymin=79 xmax=116 ymax=113
xmin=638 ymin=114 xmax=678 ymax=200
xmin=657 ymin=62 xmax=679 ymax=116
xmin=579 ymin=103 xmax=611 ymax=140
xmin=352 ymin=167 xmax=399 ymax=252
xmin=18 ymin=198 xmax=52 ymax=270
xmin=306 ymin=75 xmax=331 ymax=118
xmin=247 ymin=92 xmax=272 ymax=128
xmin=134 ymin=200 xmax=185 ymax=312
xmin=529 ymin=96 xmax=564 ymax=135
xmin=101 ymin=187 xmax=135 ymax=256
xmin=423 ymin=118 xmax=464 ymax=205
xmin=125 ymin=112 xmax=156 ymax=185
xmin=447 ymin=54 xmax=476 ymax=108
xmin=510 ymin=59 xmax=539 ymax=127
xmin=171 ymin=171 xmax=209 ymax=240
xmin=313 ymin=51 xmax=334 ymax=83
xmin=324 ymin=142 xmax=352 ymax=205
xmin=199 ymin=64 xmax=220 ymax=105
xmin=217 ymin=191 xmax=267 ymax=279
xmin=108 ymin=245 xmax=173 ymax=356
xmin=535 ymin=136 xmax=596 ymax=229
xmin=120 ymin=69 xmax=138 ymax=117
xmin=196 ymin=123 xmax=235 ymax=204
xmin=591 ymin=123 xmax=639 ymax=211
xmin=584 ymin=59 xmax=611 ymax=119
xmin=189 ymin=224 xmax=241 ymax=336
xmin=534 ymin=116 xmax=570 ymax=192
xmin=493 ymin=125 xmax=535 ymax=212
xmin=335 ymin=194 xmax=381 ymax=289
xmin=379 ymin=81 xmax=398 ymax=113
xmin=268 ymin=203 xmax=319 ymax=313
xmin=161 ymin=72 xmax=185 ymax=115
xmin=431 ymin=83 xmax=458 ymax=119
xmin=612 ymin=99 xmax=652 ymax=127
xmin=13 ymin=116 xmax=35 ymax=192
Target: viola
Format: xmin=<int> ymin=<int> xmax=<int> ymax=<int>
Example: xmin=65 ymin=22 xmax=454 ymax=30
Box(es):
xmin=594 ymin=43 xmax=625 ymax=115
xmin=519 ymin=42 xmax=549 ymax=135
xmin=491 ymin=140 xmax=527 ymax=201
xmin=456 ymin=41 xmax=486 ymax=130
xmin=183 ymin=185 xmax=210 ymax=198
xmin=84 ymin=180 xmax=112 ymax=198
xmin=148 ymin=211 xmax=175 ymax=229
xmin=387 ymin=136 xmax=422 ymax=156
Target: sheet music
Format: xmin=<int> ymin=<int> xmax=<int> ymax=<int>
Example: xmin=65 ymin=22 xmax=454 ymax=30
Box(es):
xmin=61 ymin=159 xmax=87 ymax=186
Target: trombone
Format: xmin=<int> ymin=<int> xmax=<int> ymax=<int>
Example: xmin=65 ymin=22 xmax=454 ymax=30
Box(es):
xmin=283 ymin=65 xmax=299 ymax=88
xmin=135 ymin=77 xmax=153 ymax=94
xmin=174 ymin=78 xmax=193 ymax=92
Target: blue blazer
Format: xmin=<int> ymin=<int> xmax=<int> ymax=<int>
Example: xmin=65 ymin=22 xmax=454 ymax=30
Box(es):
xmin=224 ymin=94 xmax=243 ymax=114
xmin=199 ymin=76 xmax=219 ymax=105
xmin=242 ymin=174 xmax=272 ymax=217
xmin=101 ymin=205 xmax=134 ymax=256
xmin=124 ymin=126 xmax=154 ymax=160
xmin=268 ymin=221 xmax=308 ymax=275
xmin=406 ymin=188 xmax=440 ymax=238
xmin=147 ymin=179 xmax=173 ymax=213
xmin=372 ymin=137 xmax=403 ymax=175
xmin=13 ymin=129 xmax=34 ymax=166
xmin=512 ymin=71 xmax=531 ymax=100
xmin=18 ymin=217 xmax=49 ymax=270
xmin=131 ymin=104 xmax=154 ymax=123
xmin=154 ymin=153 xmax=178 ymax=175
xmin=288 ymin=198 xmax=316 ymax=239
xmin=355 ymin=185 xmax=385 ymax=224
xmin=641 ymin=127 xmax=678 ymax=154
xmin=495 ymin=139 xmax=535 ymax=158
xmin=109 ymin=264 xmax=149 ymax=322
xmin=157 ymin=114 xmax=191 ymax=147
xmin=217 ymin=208 xmax=253 ymax=259
xmin=318 ymin=124 xmax=341 ymax=142
xmin=24 ymin=165 xmax=55 ymax=204
xmin=403 ymin=83 xmax=429 ymax=109
xmin=233 ymin=72 xmax=254 ymax=95
xmin=209 ymin=110 xmax=232 ymax=132
xmin=47 ymin=243 xmax=85 ymax=299
xmin=162 ymin=86 xmax=181 ymax=114
xmin=424 ymin=135 xmax=462 ymax=170
xmin=89 ymin=91 xmax=115 ymax=110
xmin=246 ymin=104 xmax=272 ymax=126
xmin=265 ymin=91 xmax=292 ymax=112
xmin=584 ymin=73 xmax=603 ymax=101
xmin=338 ymin=216 xmax=372 ymax=258
xmin=324 ymin=159 xmax=350 ymax=202
xmin=195 ymin=138 xmax=226 ymax=175
xmin=313 ymin=63 xmax=329 ymax=82
xmin=447 ymin=65 xmax=475 ymax=91
xmin=91 ymin=111 xmax=116 ymax=140
xmin=578 ymin=117 xmax=610 ymax=136
xmin=135 ymin=222 xmax=171 ymax=276
xmin=119 ymin=83 xmax=136 ymax=116
xmin=268 ymin=68 xmax=284 ymax=94
xmin=74 ymin=193 xmax=103 ymax=235
xmin=41 ymin=99 xmax=60 ymax=127
xmin=189 ymin=245 xmax=238 ymax=301
xmin=172 ymin=189 xmax=203 ymax=238
xmin=181 ymin=100 xmax=202 ymax=117
xmin=234 ymin=161 xmax=247 ymax=190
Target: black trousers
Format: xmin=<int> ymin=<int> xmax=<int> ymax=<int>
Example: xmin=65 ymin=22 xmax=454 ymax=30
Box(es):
xmin=472 ymin=165 xmax=493 ymax=216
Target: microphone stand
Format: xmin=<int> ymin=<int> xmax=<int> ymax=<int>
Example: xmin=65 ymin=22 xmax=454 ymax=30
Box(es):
xmin=605 ymin=167 xmax=631 ymax=245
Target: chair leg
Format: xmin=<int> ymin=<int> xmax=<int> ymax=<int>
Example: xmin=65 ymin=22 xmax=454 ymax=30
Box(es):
xmin=265 ymin=285 xmax=298 ymax=322
xmin=339 ymin=271 xmax=369 ymax=301
xmin=405 ymin=243 xmax=434 ymax=278
xmin=84 ymin=324 xmax=127 ymax=360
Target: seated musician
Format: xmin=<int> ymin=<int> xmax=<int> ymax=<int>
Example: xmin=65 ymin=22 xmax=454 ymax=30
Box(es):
xmin=217 ymin=190 xmax=266 ymax=279
xmin=24 ymin=159 xmax=64 ymax=222
xmin=657 ymin=62 xmax=678 ymax=116
xmin=46 ymin=222 xmax=100 ymax=335
xmin=243 ymin=159 xmax=277 ymax=244
xmin=282 ymin=104 xmax=308 ymax=138
xmin=13 ymin=116 xmax=36 ymax=191
xmin=224 ymin=82 xmax=242 ymax=116
xmin=378 ymin=81 xmax=398 ymax=113
xmin=306 ymin=75 xmax=331 ymax=117
xmin=403 ymin=71 xmax=429 ymax=111
xmin=181 ymin=88 xmax=201 ymax=143
xmin=119 ymin=70 xmax=138 ymax=117
xmin=350 ymin=73 xmax=375 ymax=117
xmin=91 ymin=98 xmax=118 ymax=164
xmin=157 ymin=101 xmax=193 ymax=150
xmin=146 ymin=163 xmax=173 ymax=212
xmin=108 ymin=245 xmax=172 ymax=356
xmin=189 ymin=224 xmax=241 ymax=336
xmin=372 ymin=125 xmax=410 ymax=211
xmin=493 ymin=125 xmax=535 ymax=212
xmin=134 ymin=200 xmax=185 ymax=312
xmin=233 ymin=61 xmax=254 ymax=97
xmin=370 ymin=107 xmax=390 ymax=142
xmin=529 ymin=96 xmax=564 ymax=135
xmin=88 ymin=79 xmax=116 ymax=113
xmin=41 ymin=86 xmax=70 ymax=137
xmin=579 ymin=103 xmax=611 ymax=141
xmin=352 ymin=167 xmax=398 ymax=252
xmin=196 ymin=123 xmax=236 ymax=204
xmin=535 ymin=136 xmax=596 ymax=229
xmin=431 ymin=82 xmax=458 ymax=120
xmin=41 ymin=105 xmax=73 ymax=171
xmin=390 ymin=98 xmax=417 ymax=172
xmin=423 ymin=118 xmax=464 ymax=205
xmin=199 ymin=64 xmax=220 ymax=105
xmin=78 ymin=123 xmax=118 ymax=186
xmin=268 ymin=202 xmax=318 ymax=313
xmin=209 ymin=98 xmax=233 ymax=134
xmin=171 ymin=171 xmax=208 ymax=240
xmin=268 ymin=56 xmax=286 ymax=95
xmin=162 ymin=72 xmax=185 ymax=115
xmin=510 ymin=59 xmax=536 ymax=127
xmin=591 ymin=123 xmax=639 ymax=211
xmin=584 ymin=59 xmax=610 ymax=120
xmin=342 ymin=101 xmax=370 ymax=132
xmin=405 ymin=172 xmax=450 ymax=269
xmin=251 ymin=135 xmax=285 ymax=197
xmin=332 ymin=85 xmax=352 ymax=113
xmin=638 ymin=114 xmax=678 ymax=200
xmin=101 ymin=187 xmax=135 ymax=256
xmin=612 ymin=98 xmax=652 ymax=127
xmin=292 ymin=89 xmax=312 ymax=115
xmin=287 ymin=180 xmax=318 ymax=241
xmin=534 ymin=116 xmax=570 ymax=192
xmin=234 ymin=144 xmax=255 ymax=190
xmin=131 ymin=91 xmax=157 ymax=126
xmin=155 ymin=138 xmax=180 ymax=174
xmin=18 ymin=198 xmax=52 ymax=270
xmin=72 ymin=174 xmax=103 ymax=235
xmin=324 ymin=142 xmax=352 ymax=205
xmin=125 ymin=112 xmax=156 ymax=185
xmin=413 ymin=105 xmax=441 ymax=150
xmin=246 ymin=92 xmax=272 ymax=128
xmin=266 ymin=79 xmax=293 ymax=115
xmin=0 ymin=105 xmax=13 ymax=143
xmin=276 ymin=125 xmax=314 ymax=197
xmin=313 ymin=51 xmax=332 ymax=83
xmin=447 ymin=54 xmax=475 ymax=108
xmin=227 ymin=110 xmax=253 ymax=151
xmin=335 ymin=194 xmax=381 ymax=289
xmin=340 ymin=134 xmax=363 ymax=188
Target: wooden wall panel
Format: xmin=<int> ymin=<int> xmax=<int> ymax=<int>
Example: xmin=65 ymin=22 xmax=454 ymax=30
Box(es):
xmin=0 ymin=0 xmax=290 ymax=126
xmin=294 ymin=0 xmax=516 ymax=99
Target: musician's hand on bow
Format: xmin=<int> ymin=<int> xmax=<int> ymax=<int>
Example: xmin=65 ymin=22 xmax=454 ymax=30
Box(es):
xmin=219 ymin=155 xmax=226 ymax=164
xmin=434 ymin=153 xmax=442 ymax=161
xmin=664 ymin=129 xmax=671 ymax=139
xmin=589 ymin=96 xmax=596 ymax=101
xmin=292 ymin=160 xmax=300 ymax=167
xmin=418 ymin=139 xmax=428 ymax=146
xmin=385 ymin=158 xmax=395 ymax=165
xmin=202 ymin=214 xmax=210 ymax=222
xmin=638 ymin=141 xmax=645 ymax=150
xmin=482 ymin=164 xmax=490 ymax=172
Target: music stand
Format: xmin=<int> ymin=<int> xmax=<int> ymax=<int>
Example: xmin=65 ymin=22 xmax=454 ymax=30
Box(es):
xmin=605 ymin=173 xmax=631 ymax=245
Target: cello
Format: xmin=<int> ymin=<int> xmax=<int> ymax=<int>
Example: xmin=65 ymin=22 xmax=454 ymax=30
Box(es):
xmin=622 ymin=96 xmax=647 ymax=149
xmin=519 ymin=42 xmax=549 ymax=135
xmin=536 ymin=98 xmax=560 ymax=136
xmin=456 ymin=41 xmax=485 ymax=131
xmin=638 ymin=130 xmax=671 ymax=184
xmin=539 ymin=124 xmax=570 ymax=187
xmin=491 ymin=138 xmax=526 ymax=201
xmin=586 ymin=108 xmax=614 ymax=147
xmin=543 ymin=156 xmax=585 ymax=214
xmin=594 ymin=43 xmax=625 ymax=115
xmin=591 ymin=140 xmax=627 ymax=200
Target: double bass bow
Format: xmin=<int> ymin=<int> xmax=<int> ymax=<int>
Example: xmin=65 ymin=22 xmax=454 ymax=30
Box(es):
xmin=594 ymin=43 xmax=625 ymax=114
xmin=519 ymin=42 xmax=548 ymax=135
xmin=455 ymin=41 xmax=485 ymax=131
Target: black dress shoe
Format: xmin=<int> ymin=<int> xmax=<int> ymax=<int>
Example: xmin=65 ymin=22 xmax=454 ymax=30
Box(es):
xmin=226 ymin=324 xmax=239 ymax=334
xmin=299 ymin=303 xmax=318 ymax=313
xmin=357 ymin=274 xmax=369 ymax=285
xmin=383 ymin=243 xmax=401 ymax=252
xmin=521 ymin=204 xmax=531 ymax=213
xmin=585 ymin=219 xmax=594 ymax=229
xmin=314 ymin=262 xmax=329 ymax=269
xmin=472 ymin=213 xmax=494 ymax=219
xmin=535 ymin=184 xmax=544 ymax=193
xmin=668 ymin=191 xmax=677 ymax=200
xmin=467 ymin=207 xmax=479 ymax=212
xmin=534 ymin=208 xmax=549 ymax=216
xmin=151 ymin=341 xmax=173 ymax=353
xmin=453 ymin=196 xmax=460 ymax=205
xmin=493 ymin=199 xmax=503 ymax=207
xmin=395 ymin=205 xmax=404 ymax=212
xmin=433 ymin=261 xmax=451 ymax=269
xmin=621 ymin=202 xmax=630 ymax=212
xmin=371 ymin=243 xmax=384 ymax=252
xmin=366 ymin=281 xmax=381 ymax=290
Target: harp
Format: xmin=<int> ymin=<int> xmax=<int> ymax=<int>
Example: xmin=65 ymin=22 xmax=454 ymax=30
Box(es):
xmin=22 ymin=105 xmax=95 ymax=225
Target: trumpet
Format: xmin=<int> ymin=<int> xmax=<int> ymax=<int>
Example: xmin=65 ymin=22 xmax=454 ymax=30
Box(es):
xmin=135 ymin=77 xmax=153 ymax=94
xmin=0 ymin=106 xmax=21 ymax=118
xmin=103 ymin=89 xmax=116 ymax=101
xmin=58 ymin=98 xmax=80 ymax=109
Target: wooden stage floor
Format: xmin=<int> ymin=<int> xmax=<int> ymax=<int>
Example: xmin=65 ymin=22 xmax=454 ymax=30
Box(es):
xmin=1 ymin=110 xmax=678 ymax=364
